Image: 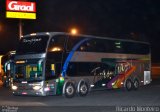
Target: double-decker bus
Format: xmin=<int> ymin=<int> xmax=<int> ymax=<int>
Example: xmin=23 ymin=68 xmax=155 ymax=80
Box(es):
xmin=12 ymin=32 xmax=151 ymax=98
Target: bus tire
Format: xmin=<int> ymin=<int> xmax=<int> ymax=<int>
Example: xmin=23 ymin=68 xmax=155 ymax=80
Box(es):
xmin=64 ymin=82 xmax=76 ymax=98
xmin=133 ymin=79 xmax=139 ymax=90
xmin=125 ymin=79 xmax=133 ymax=91
xmin=78 ymin=80 xmax=89 ymax=97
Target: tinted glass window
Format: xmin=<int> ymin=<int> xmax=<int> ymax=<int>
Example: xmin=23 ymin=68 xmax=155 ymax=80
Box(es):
xmin=123 ymin=42 xmax=150 ymax=54
xmin=17 ymin=35 xmax=49 ymax=54
xmin=78 ymin=40 xmax=96 ymax=52
xmin=76 ymin=38 xmax=150 ymax=54
xmin=66 ymin=35 xmax=83 ymax=51
xmin=77 ymin=39 xmax=115 ymax=53
xmin=67 ymin=62 xmax=114 ymax=77
xmin=14 ymin=59 xmax=43 ymax=81
xmin=45 ymin=60 xmax=60 ymax=80
xmin=48 ymin=35 xmax=66 ymax=52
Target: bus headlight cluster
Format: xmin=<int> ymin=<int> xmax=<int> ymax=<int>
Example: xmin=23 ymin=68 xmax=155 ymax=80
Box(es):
xmin=12 ymin=85 xmax=18 ymax=90
xmin=33 ymin=86 xmax=41 ymax=90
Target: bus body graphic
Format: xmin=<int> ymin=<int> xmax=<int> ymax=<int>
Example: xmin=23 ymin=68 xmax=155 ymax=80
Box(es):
xmin=107 ymin=65 xmax=136 ymax=89
xmin=11 ymin=32 xmax=151 ymax=97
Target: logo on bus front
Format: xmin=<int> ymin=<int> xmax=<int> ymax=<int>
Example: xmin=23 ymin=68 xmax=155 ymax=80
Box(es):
xmin=22 ymin=38 xmax=42 ymax=43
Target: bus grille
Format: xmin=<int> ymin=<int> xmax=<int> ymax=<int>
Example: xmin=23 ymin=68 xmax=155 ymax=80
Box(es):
xmin=18 ymin=85 xmax=33 ymax=90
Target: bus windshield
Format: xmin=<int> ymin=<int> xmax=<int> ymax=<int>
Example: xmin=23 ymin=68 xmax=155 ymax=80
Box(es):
xmin=14 ymin=59 xmax=43 ymax=82
xmin=17 ymin=35 xmax=49 ymax=54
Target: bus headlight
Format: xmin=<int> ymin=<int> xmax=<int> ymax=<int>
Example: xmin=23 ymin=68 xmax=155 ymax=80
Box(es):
xmin=33 ymin=86 xmax=41 ymax=90
xmin=12 ymin=85 xmax=18 ymax=90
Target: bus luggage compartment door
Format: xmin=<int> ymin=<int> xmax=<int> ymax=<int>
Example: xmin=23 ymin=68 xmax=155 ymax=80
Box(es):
xmin=144 ymin=71 xmax=151 ymax=85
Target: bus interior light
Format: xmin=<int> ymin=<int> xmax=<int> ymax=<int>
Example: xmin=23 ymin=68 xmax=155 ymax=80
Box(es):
xmin=51 ymin=47 xmax=61 ymax=52
xmin=115 ymin=42 xmax=121 ymax=45
xmin=16 ymin=61 xmax=25 ymax=64
xmin=22 ymin=81 xmax=27 ymax=84
xmin=10 ymin=51 xmax=16 ymax=55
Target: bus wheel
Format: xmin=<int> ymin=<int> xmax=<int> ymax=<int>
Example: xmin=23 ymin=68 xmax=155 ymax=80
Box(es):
xmin=125 ymin=79 xmax=133 ymax=91
xmin=78 ymin=81 xmax=89 ymax=97
xmin=133 ymin=79 xmax=139 ymax=90
xmin=64 ymin=82 xmax=76 ymax=98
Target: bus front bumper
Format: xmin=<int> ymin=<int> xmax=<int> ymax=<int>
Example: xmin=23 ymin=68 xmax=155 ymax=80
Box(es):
xmin=12 ymin=89 xmax=47 ymax=96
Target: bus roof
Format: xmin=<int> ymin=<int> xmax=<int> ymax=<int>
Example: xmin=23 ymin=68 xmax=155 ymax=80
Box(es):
xmin=22 ymin=32 xmax=150 ymax=45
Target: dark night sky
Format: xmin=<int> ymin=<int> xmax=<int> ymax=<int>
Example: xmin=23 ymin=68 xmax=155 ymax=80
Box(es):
xmin=0 ymin=0 xmax=160 ymax=62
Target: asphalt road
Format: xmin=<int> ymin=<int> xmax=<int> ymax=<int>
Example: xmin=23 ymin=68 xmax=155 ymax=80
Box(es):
xmin=0 ymin=79 xmax=160 ymax=112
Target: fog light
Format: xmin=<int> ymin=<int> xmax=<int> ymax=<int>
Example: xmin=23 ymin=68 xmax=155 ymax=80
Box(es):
xmin=12 ymin=85 xmax=18 ymax=90
xmin=33 ymin=86 xmax=41 ymax=90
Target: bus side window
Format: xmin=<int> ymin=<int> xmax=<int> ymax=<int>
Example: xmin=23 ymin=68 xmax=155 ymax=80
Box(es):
xmin=78 ymin=40 xmax=97 ymax=52
xmin=96 ymin=41 xmax=106 ymax=52
xmin=45 ymin=60 xmax=58 ymax=80
xmin=114 ymin=41 xmax=124 ymax=53
xmin=66 ymin=36 xmax=81 ymax=51
xmin=48 ymin=35 xmax=65 ymax=52
xmin=67 ymin=63 xmax=77 ymax=76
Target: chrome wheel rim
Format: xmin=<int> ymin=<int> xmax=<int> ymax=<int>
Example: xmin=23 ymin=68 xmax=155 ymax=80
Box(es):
xmin=80 ymin=84 xmax=87 ymax=94
xmin=127 ymin=81 xmax=131 ymax=89
xmin=134 ymin=80 xmax=138 ymax=88
xmin=66 ymin=85 xmax=74 ymax=95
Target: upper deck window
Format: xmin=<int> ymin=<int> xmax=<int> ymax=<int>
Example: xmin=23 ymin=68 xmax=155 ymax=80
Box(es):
xmin=48 ymin=35 xmax=66 ymax=52
xmin=17 ymin=35 xmax=49 ymax=54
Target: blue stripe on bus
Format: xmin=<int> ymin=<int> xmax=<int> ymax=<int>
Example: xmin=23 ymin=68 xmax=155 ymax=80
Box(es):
xmin=61 ymin=38 xmax=90 ymax=77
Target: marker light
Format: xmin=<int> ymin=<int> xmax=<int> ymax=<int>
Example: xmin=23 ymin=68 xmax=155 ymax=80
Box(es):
xmin=44 ymin=87 xmax=50 ymax=91
xmin=90 ymin=85 xmax=94 ymax=87
xmin=46 ymin=32 xmax=50 ymax=35
xmin=30 ymin=33 xmax=36 ymax=36
xmin=60 ymin=77 xmax=64 ymax=82
xmin=112 ymin=83 xmax=115 ymax=86
xmin=16 ymin=61 xmax=25 ymax=64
